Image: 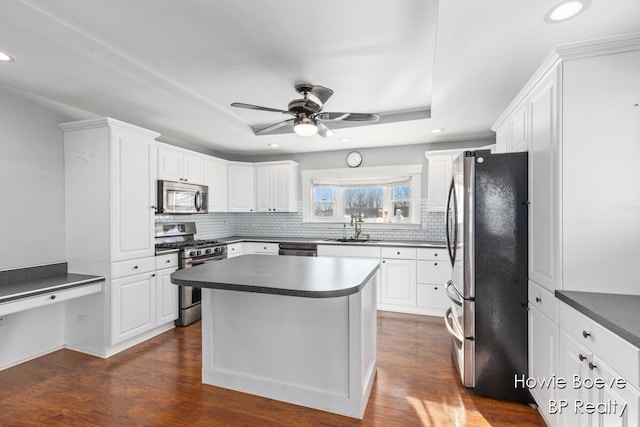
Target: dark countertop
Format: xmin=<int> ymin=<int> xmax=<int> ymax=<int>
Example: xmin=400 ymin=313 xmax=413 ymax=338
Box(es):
xmin=0 ymin=273 xmax=105 ymax=304
xmin=171 ymin=254 xmax=380 ymax=298
xmin=218 ymin=236 xmax=446 ymax=248
xmin=556 ymin=290 xmax=640 ymax=349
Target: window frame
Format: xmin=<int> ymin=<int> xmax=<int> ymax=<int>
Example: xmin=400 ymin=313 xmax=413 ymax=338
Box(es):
xmin=302 ymin=165 xmax=422 ymax=228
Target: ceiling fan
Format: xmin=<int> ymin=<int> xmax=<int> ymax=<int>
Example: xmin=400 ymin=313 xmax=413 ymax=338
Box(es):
xmin=231 ymin=84 xmax=380 ymax=138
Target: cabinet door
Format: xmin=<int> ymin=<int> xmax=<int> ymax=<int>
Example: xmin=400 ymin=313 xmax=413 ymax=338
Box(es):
xmin=558 ymin=331 xmax=591 ymax=427
xmin=528 ymin=304 xmax=558 ymax=424
xmin=227 ymin=242 xmax=244 ymax=258
xmin=528 ymin=70 xmax=560 ymax=292
xmin=182 ymin=153 xmax=205 ymax=184
xmin=590 ymin=356 xmax=640 ymax=427
xmin=111 ymin=128 xmax=156 ymax=261
xmin=494 ymin=122 xmax=509 ymax=153
xmin=157 ymin=146 xmax=183 ymax=182
xmin=204 ymin=157 xmax=228 ymax=212
xmin=509 ymin=102 xmax=528 ymax=152
xmin=156 ymin=267 xmax=178 ymax=325
xmin=427 ymin=155 xmax=453 ymax=212
xmin=111 ymin=272 xmax=155 ymax=344
xmin=228 ymin=164 xmax=255 ymax=212
xmin=273 ymin=164 xmax=294 ymax=212
xmin=380 ymin=259 xmax=417 ymax=306
xmin=255 ymin=165 xmax=272 ymax=212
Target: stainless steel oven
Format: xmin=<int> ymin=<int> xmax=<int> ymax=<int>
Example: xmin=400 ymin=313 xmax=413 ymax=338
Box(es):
xmin=155 ymin=222 xmax=226 ymax=326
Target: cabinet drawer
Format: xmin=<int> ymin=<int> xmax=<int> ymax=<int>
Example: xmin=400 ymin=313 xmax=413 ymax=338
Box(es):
xmin=528 ymin=280 xmax=557 ymax=322
xmin=0 ymin=282 xmax=103 ymax=317
xmin=381 ymin=247 xmax=417 ymax=260
xmin=250 ymin=242 xmax=279 ymax=255
xmin=155 ymin=253 xmax=178 ymax=270
xmin=227 ymin=243 xmax=243 ymax=258
xmin=111 ymin=257 xmax=155 ymax=279
xmin=559 ymin=302 xmax=640 ymax=389
xmin=416 ymin=248 xmax=447 ymax=261
xmin=417 ymin=260 xmax=451 ymax=285
xmin=318 ymin=245 xmax=381 ymax=258
xmin=417 ymin=284 xmax=449 ymax=310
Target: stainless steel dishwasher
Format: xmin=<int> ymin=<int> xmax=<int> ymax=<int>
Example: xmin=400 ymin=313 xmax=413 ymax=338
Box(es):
xmin=278 ymin=242 xmax=318 ymax=257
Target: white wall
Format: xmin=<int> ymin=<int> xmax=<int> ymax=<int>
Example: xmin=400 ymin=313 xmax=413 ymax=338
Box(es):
xmin=0 ymin=85 xmax=91 ymax=270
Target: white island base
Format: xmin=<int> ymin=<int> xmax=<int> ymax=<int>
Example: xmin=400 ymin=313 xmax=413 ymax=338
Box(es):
xmin=200 ymin=274 xmax=377 ymax=419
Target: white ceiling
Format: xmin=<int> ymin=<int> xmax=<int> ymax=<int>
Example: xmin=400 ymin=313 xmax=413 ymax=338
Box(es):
xmin=1 ymin=0 xmax=640 ymax=156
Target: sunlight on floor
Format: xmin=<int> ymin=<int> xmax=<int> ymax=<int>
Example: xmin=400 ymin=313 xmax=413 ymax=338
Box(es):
xmin=407 ymin=395 xmax=490 ymax=427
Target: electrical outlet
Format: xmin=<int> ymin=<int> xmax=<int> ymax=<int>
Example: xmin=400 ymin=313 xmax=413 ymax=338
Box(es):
xmin=0 ymin=316 xmax=6 ymax=327
xmin=76 ymin=314 xmax=88 ymax=326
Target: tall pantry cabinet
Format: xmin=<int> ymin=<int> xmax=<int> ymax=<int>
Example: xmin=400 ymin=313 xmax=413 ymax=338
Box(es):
xmin=61 ymin=118 xmax=175 ymax=358
xmin=492 ymin=34 xmax=640 ymax=427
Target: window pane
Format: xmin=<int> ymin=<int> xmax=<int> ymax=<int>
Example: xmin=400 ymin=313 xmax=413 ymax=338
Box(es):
xmin=392 ymin=201 xmax=410 ymax=218
xmin=313 ymin=187 xmax=335 ymax=217
xmin=342 ymin=187 xmax=383 ymax=219
xmin=393 ymin=185 xmax=411 ymax=200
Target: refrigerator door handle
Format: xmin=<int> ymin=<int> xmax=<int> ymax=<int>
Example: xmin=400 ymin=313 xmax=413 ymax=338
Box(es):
xmin=445 ymin=178 xmax=458 ymax=266
xmin=444 ymin=307 xmax=464 ymax=343
xmin=445 ymin=280 xmax=463 ymax=306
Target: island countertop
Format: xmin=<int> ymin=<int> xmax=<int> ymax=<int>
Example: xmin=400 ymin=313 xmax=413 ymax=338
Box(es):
xmin=171 ymin=255 xmax=380 ymax=298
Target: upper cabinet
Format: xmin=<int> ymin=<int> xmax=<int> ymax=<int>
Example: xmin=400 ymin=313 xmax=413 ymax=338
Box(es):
xmin=61 ymin=118 xmax=159 ymax=262
xmin=491 ymin=35 xmax=640 ymax=294
xmin=228 ymin=162 xmax=256 ymax=212
xmin=255 ymin=161 xmax=299 ymax=212
xmin=204 ymin=156 xmax=228 ymax=212
xmin=157 ymin=143 xmax=205 ymax=185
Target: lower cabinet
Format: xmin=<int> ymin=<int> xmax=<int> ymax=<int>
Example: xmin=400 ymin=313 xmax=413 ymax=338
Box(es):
xmin=156 ymin=267 xmax=178 ymax=325
xmin=227 ymin=242 xmax=244 ymax=258
xmin=557 ymin=301 xmax=640 ymax=427
xmin=380 ymin=258 xmax=416 ymax=306
xmin=111 ymin=271 xmax=155 ymax=344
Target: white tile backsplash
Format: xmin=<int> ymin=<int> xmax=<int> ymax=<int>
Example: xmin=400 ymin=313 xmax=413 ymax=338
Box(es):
xmin=157 ymin=199 xmax=445 ymax=242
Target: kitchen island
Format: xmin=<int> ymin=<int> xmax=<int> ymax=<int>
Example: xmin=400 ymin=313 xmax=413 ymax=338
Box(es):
xmin=171 ymin=255 xmax=380 ymax=419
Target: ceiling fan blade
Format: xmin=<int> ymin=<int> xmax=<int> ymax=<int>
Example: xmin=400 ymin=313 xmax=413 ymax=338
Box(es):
xmin=310 ymin=85 xmax=334 ymax=105
xmin=254 ymin=119 xmax=294 ymax=135
xmin=317 ymin=122 xmax=334 ymax=138
xmin=231 ymin=102 xmax=292 ymax=115
xmin=317 ymin=112 xmax=381 ymax=122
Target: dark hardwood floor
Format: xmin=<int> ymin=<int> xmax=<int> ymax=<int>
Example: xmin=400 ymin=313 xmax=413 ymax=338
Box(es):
xmin=0 ymin=312 xmax=545 ymax=426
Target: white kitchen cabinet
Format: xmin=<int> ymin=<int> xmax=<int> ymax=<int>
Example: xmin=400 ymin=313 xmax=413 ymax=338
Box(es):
xmin=558 ymin=301 xmax=640 ymax=427
xmin=379 ymin=247 xmax=417 ymax=308
xmin=157 ymin=143 xmax=205 ymax=185
xmin=416 ymin=248 xmax=451 ymax=316
xmin=255 ymin=161 xmax=299 ymax=212
xmin=156 ymin=266 xmax=178 ymax=325
xmin=228 ymin=162 xmax=256 ymax=212
xmin=204 ymin=156 xmax=228 ymax=212
xmin=528 ymin=281 xmax=559 ymax=426
xmin=248 ymin=242 xmax=279 ymax=255
xmin=62 ymin=118 xmax=158 ymax=263
xmin=425 ymin=154 xmax=454 ymax=212
xmin=226 ymin=242 xmax=244 ymax=258
xmin=111 ymin=271 xmax=155 ymax=345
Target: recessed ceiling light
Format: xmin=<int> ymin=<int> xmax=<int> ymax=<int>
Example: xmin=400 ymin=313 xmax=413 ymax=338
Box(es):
xmin=339 ymin=138 xmax=351 ymax=142
xmin=0 ymin=51 xmax=15 ymax=62
xmin=268 ymin=143 xmax=279 ymax=148
xmin=431 ymin=128 xmax=444 ymax=134
xmin=545 ymin=0 xmax=590 ymax=23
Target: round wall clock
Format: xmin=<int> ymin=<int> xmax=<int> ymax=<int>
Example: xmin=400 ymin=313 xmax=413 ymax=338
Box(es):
xmin=346 ymin=151 xmax=362 ymax=168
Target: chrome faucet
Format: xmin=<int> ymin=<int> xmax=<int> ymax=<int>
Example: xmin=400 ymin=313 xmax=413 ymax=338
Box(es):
xmin=350 ymin=214 xmax=363 ymax=240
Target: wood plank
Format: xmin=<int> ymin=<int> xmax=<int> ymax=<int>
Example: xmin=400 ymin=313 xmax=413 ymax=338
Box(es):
xmin=0 ymin=312 xmax=545 ymax=426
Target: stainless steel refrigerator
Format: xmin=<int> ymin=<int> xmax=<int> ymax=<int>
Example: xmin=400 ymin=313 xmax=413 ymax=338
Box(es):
xmin=443 ymin=150 xmax=530 ymax=403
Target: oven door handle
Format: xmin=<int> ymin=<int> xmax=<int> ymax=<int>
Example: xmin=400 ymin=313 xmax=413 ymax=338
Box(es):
xmin=184 ymin=255 xmax=226 ymax=268
xmin=444 ymin=307 xmax=464 ymax=344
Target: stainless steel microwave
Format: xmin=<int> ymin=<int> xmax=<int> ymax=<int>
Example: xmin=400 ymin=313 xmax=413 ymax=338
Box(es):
xmin=157 ymin=180 xmax=208 ymax=214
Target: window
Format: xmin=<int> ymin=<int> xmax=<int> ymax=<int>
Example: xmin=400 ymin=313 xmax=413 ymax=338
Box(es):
xmin=302 ymin=165 xmax=422 ymax=226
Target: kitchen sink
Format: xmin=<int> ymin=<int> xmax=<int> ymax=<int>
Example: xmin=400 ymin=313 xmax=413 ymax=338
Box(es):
xmin=327 ymin=238 xmax=378 ymax=243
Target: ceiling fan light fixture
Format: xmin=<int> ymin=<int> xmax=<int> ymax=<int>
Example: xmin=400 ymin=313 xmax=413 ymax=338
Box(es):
xmin=0 ymin=50 xmax=15 ymax=62
xmin=293 ymin=116 xmax=318 ymax=136
xmin=545 ymin=0 xmax=589 ymax=23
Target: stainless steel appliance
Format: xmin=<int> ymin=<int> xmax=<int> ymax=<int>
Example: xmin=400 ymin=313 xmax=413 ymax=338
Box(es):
xmin=278 ymin=242 xmax=318 ymax=257
xmin=443 ymin=150 xmax=530 ymax=403
xmin=157 ymin=180 xmax=208 ymax=214
xmin=155 ymin=222 xmax=226 ymax=326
